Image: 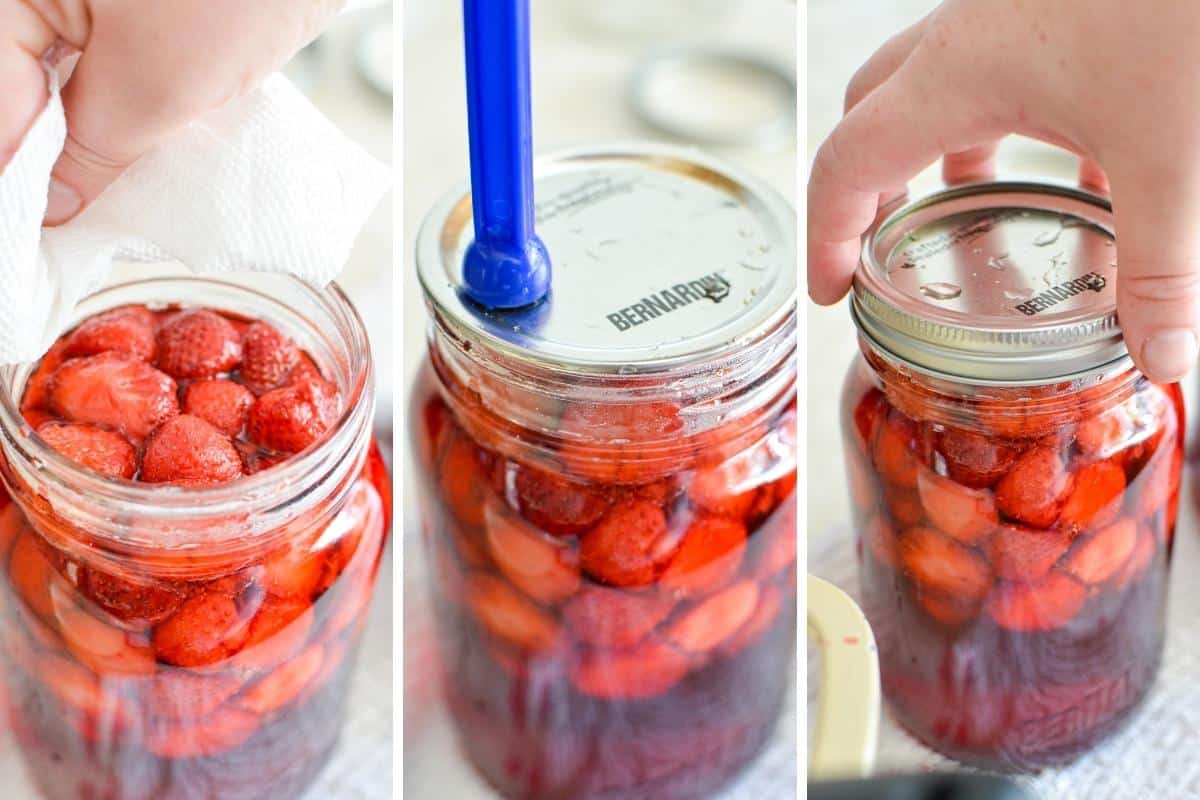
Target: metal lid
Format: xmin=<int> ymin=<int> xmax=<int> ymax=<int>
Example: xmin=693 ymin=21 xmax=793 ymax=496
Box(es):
xmin=417 ymin=143 xmax=795 ymax=374
xmin=852 ymin=181 xmax=1126 ymax=384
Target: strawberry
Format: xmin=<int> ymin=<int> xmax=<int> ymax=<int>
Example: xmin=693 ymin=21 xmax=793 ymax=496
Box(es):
xmin=916 ymin=592 xmax=981 ymax=628
xmin=897 ymin=526 xmax=991 ymax=601
xmin=562 ymin=585 xmax=676 ymax=649
xmin=986 ymin=523 xmax=1071 ymax=582
xmin=235 ymin=644 xmax=324 ymax=715
xmin=885 ymin=485 xmax=925 ymax=527
xmin=127 ymin=671 xmax=242 ymax=722
xmin=1058 ymin=459 xmax=1125 ymax=533
xmin=688 ymin=456 xmax=761 ymax=519
xmin=987 ymin=571 xmax=1087 ymax=631
xmin=850 ymin=387 xmax=888 ymax=453
xmin=846 ymin=447 xmax=880 ymax=514
xmin=239 ymin=321 xmax=299 ymax=395
xmin=937 ymin=428 xmax=1020 ymax=489
xmin=665 ymin=579 xmax=759 ymax=653
xmin=569 ymin=638 xmax=691 ymax=699
xmin=484 ymin=502 xmax=581 ymax=605
xmin=464 ymin=572 xmax=561 ymax=652
xmin=140 ymin=415 xmax=244 ymax=485
xmin=246 ymin=371 xmax=341 ymax=454
xmin=182 ymin=378 xmax=255 ymax=437
xmin=1114 ymin=525 xmax=1158 ymax=589
xmin=437 ymin=429 xmax=492 ymax=529
xmin=1075 ymin=409 xmax=1132 ymax=458
xmin=579 ymin=498 xmax=675 ymax=587
xmin=143 ymin=707 xmax=259 ymax=759
xmin=36 ymin=421 xmax=136 ymax=479
xmin=513 ymin=462 xmax=612 ymax=535
xmin=864 ymin=514 xmax=899 ymax=568
xmin=722 ymin=582 xmax=785 ymax=655
xmin=77 ymin=566 xmax=187 ymax=627
xmin=916 ymin=468 xmax=997 ymax=545
xmin=872 ymin=409 xmax=925 ymax=488
xmin=55 ymin=597 xmax=156 ymax=676
xmin=151 ymin=578 xmax=256 ymax=667
xmin=1061 ymin=517 xmax=1138 ymax=585
xmin=155 ymin=309 xmax=242 ymax=379
xmin=995 ymin=445 xmax=1073 ymax=528
xmin=660 ymin=515 xmax=747 ymax=598
xmin=48 ymin=353 xmax=179 ymax=440
xmin=63 ymin=305 xmax=157 ymax=362
xmin=9 ymin=532 xmax=56 ymax=620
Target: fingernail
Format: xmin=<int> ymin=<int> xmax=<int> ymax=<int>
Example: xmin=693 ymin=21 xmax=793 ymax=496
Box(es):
xmin=1141 ymin=328 xmax=1199 ymax=381
xmin=44 ymin=179 xmax=81 ymax=226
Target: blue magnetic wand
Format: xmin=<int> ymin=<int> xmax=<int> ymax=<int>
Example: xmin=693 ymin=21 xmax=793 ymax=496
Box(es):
xmin=460 ymin=0 xmax=551 ymax=309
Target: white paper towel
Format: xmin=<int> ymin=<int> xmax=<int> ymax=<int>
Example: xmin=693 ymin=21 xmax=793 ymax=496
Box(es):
xmin=0 ymin=67 xmax=391 ymax=365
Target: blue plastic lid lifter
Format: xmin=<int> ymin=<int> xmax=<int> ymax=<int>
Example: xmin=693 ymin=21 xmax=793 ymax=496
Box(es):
xmin=460 ymin=0 xmax=551 ymax=309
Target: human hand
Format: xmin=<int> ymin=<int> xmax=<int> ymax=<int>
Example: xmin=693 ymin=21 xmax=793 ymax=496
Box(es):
xmin=0 ymin=0 xmax=342 ymax=225
xmin=808 ymin=0 xmax=1200 ymax=382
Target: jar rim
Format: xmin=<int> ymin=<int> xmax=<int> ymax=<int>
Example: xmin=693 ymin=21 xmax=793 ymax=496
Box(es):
xmin=0 ymin=274 xmax=375 ymax=546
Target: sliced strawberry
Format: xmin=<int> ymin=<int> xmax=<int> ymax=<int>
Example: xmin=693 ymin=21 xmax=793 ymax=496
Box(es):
xmin=885 ymin=485 xmax=925 ymax=527
xmin=986 ymin=523 xmax=1071 ymax=582
xmin=897 ymin=526 xmax=991 ymax=601
xmin=872 ymin=409 xmax=924 ymax=488
xmin=916 ymin=592 xmax=981 ymax=628
xmin=9 ymin=531 xmax=56 ymax=621
xmin=917 ymin=468 xmax=997 ymax=545
xmin=1058 ymin=459 xmax=1125 ymax=533
xmin=987 ymin=571 xmax=1087 ymax=631
xmin=155 ymin=309 xmax=242 ymax=379
xmin=48 ymin=353 xmax=179 ymax=440
xmin=63 ymin=305 xmax=157 ymax=362
xmin=235 ymin=644 xmax=324 ymax=715
xmin=558 ymin=400 xmax=684 ymax=483
xmin=143 ymin=707 xmax=259 ymax=759
xmin=995 ymin=445 xmax=1072 ymax=528
xmin=51 ymin=586 xmax=156 ymax=676
xmin=22 ymin=337 xmax=69 ymax=416
xmin=151 ymin=583 xmax=255 ymax=667
xmin=261 ymin=541 xmax=325 ymax=601
xmin=36 ymin=421 xmax=136 ymax=479
xmin=36 ymin=652 xmax=122 ymax=719
xmin=141 ymin=415 xmax=244 ymax=485
xmin=464 ymin=573 xmax=561 ymax=652
xmin=1061 ymin=517 xmax=1138 ymax=585
xmin=437 ymin=429 xmax=492 ymax=529
xmin=864 ymin=514 xmax=899 ymax=568
xmin=579 ymin=498 xmax=675 ymax=587
xmin=231 ymin=597 xmax=313 ymax=673
xmin=246 ymin=371 xmax=341 ymax=454
xmin=688 ymin=456 xmax=761 ymax=519
xmin=665 ymin=579 xmax=759 ymax=654
xmin=484 ymin=502 xmax=581 ymax=605
xmin=182 ymin=379 xmax=255 ymax=437
xmin=660 ymin=515 xmax=747 ymax=598
xmin=78 ymin=567 xmax=188 ymax=627
xmin=239 ymin=321 xmax=300 ymax=395
xmin=1114 ymin=525 xmax=1158 ymax=589
xmin=513 ymin=462 xmax=612 ymax=535
xmin=850 ymin=387 xmax=888 ymax=454
xmin=569 ymin=638 xmax=691 ymax=699
xmin=562 ymin=584 xmax=676 ymax=649
xmin=721 ymin=582 xmax=785 ymax=655
xmin=937 ymin=428 xmax=1020 ymax=489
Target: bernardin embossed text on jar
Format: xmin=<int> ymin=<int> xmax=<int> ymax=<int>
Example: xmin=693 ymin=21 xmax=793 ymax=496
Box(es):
xmin=842 ymin=182 xmax=1184 ymax=771
xmin=0 ymin=273 xmax=391 ymax=800
xmin=411 ymin=144 xmax=797 ymax=800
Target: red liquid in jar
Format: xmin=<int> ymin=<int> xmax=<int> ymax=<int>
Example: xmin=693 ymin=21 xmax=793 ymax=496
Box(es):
xmin=1 ymin=304 xmax=391 ymax=800
xmin=413 ymin=361 xmax=797 ymax=800
xmin=843 ymin=354 xmax=1182 ymax=771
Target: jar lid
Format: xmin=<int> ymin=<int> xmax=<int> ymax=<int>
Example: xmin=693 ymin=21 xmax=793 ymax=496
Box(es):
xmin=416 ymin=143 xmax=795 ymax=374
xmin=852 ymin=181 xmax=1126 ymax=384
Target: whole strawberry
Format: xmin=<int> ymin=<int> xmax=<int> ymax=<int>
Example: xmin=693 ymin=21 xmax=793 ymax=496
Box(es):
xmin=48 ymin=353 xmax=179 ymax=441
xmin=37 ymin=422 xmax=137 ymax=479
xmin=141 ymin=415 xmax=245 ymax=485
xmin=247 ymin=372 xmax=341 ymax=454
xmin=156 ymin=310 xmax=243 ymax=380
xmin=64 ymin=306 xmax=157 ymax=362
xmin=183 ymin=379 xmax=255 ymax=437
xmin=240 ymin=322 xmax=299 ymax=395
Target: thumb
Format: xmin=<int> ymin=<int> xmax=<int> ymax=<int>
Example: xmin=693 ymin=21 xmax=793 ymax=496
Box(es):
xmin=1110 ymin=169 xmax=1200 ymax=382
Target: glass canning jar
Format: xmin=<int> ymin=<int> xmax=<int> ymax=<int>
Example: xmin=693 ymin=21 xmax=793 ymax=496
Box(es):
xmin=411 ymin=144 xmax=797 ymax=799
xmin=0 ymin=273 xmax=391 ymax=800
xmin=841 ymin=182 xmax=1183 ymax=771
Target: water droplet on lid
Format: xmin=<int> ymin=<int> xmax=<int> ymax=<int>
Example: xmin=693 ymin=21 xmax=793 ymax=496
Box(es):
xmin=1004 ymin=288 xmax=1035 ymax=301
xmin=971 ymin=247 xmax=983 ymax=255
xmin=1104 ymin=240 xmax=1114 ymax=248
xmin=987 ymin=253 xmax=1009 ymax=270
xmin=920 ymin=282 xmax=962 ymax=300
xmin=1033 ymin=228 xmax=1062 ymax=246
xmin=1110 ymin=261 xmax=1118 ymax=269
